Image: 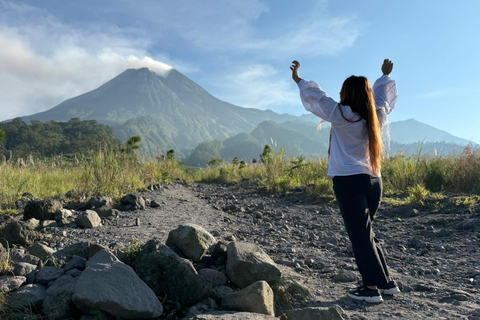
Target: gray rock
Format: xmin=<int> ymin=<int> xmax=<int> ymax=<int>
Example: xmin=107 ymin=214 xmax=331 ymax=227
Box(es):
xmin=94 ymin=206 xmax=119 ymax=218
xmin=42 ymin=274 xmax=81 ymax=320
xmin=29 ymin=242 xmax=55 ymax=258
xmin=35 ymin=266 xmax=65 ymax=284
xmin=75 ymin=210 xmax=101 ymax=228
xmin=186 ymin=311 xmax=277 ymax=319
xmin=332 ymin=270 xmax=358 ymax=282
xmin=5 ymin=284 xmax=47 ymax=311
xmin=87 ymin=196 xmax=112 ymax=209
xmin=55 ymin=209 xmax=73 ymax=226
xmin=40 ymin=220 xmax=57 ymax=229
xmin=13 ymin=262 xmax=37 ymax=276
xmin=281 ymin=305 xmax=351 ymax=320
xmin=199 ymin=268 xmax=229 ymax=287
xmin=10 ymin=248 xmax=40 ymax=265
xmin=64 ymin=256 xmax=87 ymax=272
xmin=166 ymin=224 xmax=216 ymax=262
xmin=221 ymin=281 xmax=275 ymax=316
xmin=135 ymin=239 xmax=212 ymax=306
xmin=185 ymin=298 xmax=217 ymax=318
xmin=25 ymin=218 xmax=40 ymax=229
xmin=0 ymin=275 xmax=26 ymax=293
xmin=0 ymin=220 xmax=43 ymax=246
xmin=211 ymin=285 xmax=235 ymax=302
xmin=120 ymin=194 xmax=146 ymax=210
xmin=65 ymin=268 xmax=83 ymax=277
xmin=72 ymin=249 xmax=163 ymax=319
xmin=24 ymin=199 xmax=63 ymax=221
xmin=226 ymin=242 xmax=281 ymax=288
xmin=0 ymin=242 xmax=6 ymax=268
xmin=150 ymin=200 xmax=161 ymax=208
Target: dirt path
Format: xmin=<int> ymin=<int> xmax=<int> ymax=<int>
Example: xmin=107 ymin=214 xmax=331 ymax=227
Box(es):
xmin=58 ymin=182 xmax=480 ymax=320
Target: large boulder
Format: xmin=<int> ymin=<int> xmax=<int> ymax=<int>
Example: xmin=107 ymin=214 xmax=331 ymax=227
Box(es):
xmin=4 ymin=284 xmax=47 ymax=312
xmin=24 ymin=199 xmax=63 ymax=221
xmin=166 ymin=224 xmax=216 ymax=262
xmin=72 ymin=249 xmax=163 ymax=319
xmin=35 ymin=266 xmax=65 ymax=284
xmin=186 ymin=311 xmax=278 ymax=319
xmin=13 ymin=262 xmax=37 ymax=277
xmin=42 ymin=274 xmax=82 ymax=320
xmin=221 ymin=281 xmax=275 ymax=316
xmin=281 ymin=305 xmax=351 ymax=320
xmin=226 ymin=242 xmax=281 ymax=289
xmin=75 ymin=210 xmax=101 ymax=228
xmin=0 ymin=221 xmax=43 ymax=247
xmin=87 ymin=196 xmax=112 ymax=209
xmin=135 ymin=239 xmax=212 ymax=306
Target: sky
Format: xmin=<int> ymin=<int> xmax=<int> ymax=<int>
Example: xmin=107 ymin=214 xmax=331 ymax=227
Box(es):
xmin=1 ymin=0 xmax=479 ymax=143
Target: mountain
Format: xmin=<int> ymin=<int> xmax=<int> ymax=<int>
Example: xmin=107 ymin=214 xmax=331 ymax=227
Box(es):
xmin=14 ymin=67 xmax=474 ymax=161
xmin=18 ymin=68 xmax=298 ymax=157
xmin=387 ymin=119 xmax=471 ymax=145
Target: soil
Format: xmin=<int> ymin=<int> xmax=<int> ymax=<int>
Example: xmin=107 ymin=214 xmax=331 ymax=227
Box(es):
xmin=56 ymin=181 xmax=480 ymax=320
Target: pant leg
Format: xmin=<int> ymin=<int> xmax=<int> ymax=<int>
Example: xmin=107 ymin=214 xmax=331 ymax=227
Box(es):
xmin=366 ymin=176 xmax=390 ymax=279
xmin=333 ymin=175 xmax=389 ymax=287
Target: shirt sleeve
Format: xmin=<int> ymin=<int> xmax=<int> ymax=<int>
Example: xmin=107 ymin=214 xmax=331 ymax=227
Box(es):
xmin=298 ymin=79 xmax=339 ymax=123
xmin=373 ymin=75 xmax=398 ymax=126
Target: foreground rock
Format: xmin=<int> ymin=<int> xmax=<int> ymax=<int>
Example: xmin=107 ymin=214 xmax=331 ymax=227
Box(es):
xmin=187 ymin=311 xmax=278 ymax=319
xmin=24 ymin=199 xmax=63 ymax=221
xmin=75 ymin=210 xmax=101 ymax=228
xmin=0 ymin=275 xmax=26 ymax=293
xmin=226 ymin=242 xmax=281 ymax=288
xmin=221 ymin=281 xmax=275 ymax=316
xmin=135 ymin=239 xmax=212 ymax=306
xmin=0 ymin=221 xmax=43 ymax=246
xmin=43 ymin=274 xmax=81 ymax=320
xmin=5 ymin=284 xmax=47 ymax=311
xmin=166 ymin=223 xmax=216 ymax=262
xmin=281 ymin=306 xmax=351 ymax=320
xmin=72 ymin=249 xmax=163 ymax=319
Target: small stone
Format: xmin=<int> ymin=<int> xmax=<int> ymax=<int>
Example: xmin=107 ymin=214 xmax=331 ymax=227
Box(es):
xmin=29 ymin=242 xmax=55 ymax=259
xmin=332 ymin=270 xmax=358 ymax=282
xmin=136 ymin=218 xmax=141 ymax=226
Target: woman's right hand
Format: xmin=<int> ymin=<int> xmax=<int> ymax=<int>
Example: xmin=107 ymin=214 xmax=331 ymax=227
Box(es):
xmin=290 ymin=60 xmax=302 ymax=84
xmin=382 ymin=59 xmax=394 ymax=76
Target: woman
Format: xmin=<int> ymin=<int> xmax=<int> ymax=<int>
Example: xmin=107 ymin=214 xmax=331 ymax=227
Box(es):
xmin=290 ymin=59 xmax=399 ymax=303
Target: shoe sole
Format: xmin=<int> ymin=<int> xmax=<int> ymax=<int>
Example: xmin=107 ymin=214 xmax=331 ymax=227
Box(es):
xmin=380 ymin=287 xmax=401 ymax=295
xmin=348 ymin=293 xmax=383 ymax=303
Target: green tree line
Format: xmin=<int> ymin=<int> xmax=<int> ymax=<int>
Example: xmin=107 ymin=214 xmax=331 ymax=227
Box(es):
xmin=0 ymin=118 xmax=121 ymax=159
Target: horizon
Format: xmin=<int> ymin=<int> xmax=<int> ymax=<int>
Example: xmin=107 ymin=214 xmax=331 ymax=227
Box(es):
xmin=1 ymin=1 xmax=479 ymax=143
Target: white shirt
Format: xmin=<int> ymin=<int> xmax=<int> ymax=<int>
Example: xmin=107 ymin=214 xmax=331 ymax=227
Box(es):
xmin=297 ymin=75 xmax=397 ymax=178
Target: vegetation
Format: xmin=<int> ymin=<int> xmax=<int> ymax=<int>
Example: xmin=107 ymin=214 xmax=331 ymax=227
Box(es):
xmin=0 ymin=118 xmax=121 ymax=159
xmin=1 ymin=138 xmax=480 ymax=211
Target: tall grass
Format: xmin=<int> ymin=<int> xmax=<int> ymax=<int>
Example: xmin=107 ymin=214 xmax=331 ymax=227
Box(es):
xmin=1 ymin=145 xmax=480 ymax=210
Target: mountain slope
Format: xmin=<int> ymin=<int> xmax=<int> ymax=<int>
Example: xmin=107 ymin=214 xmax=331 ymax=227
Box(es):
xmin=19 ymin=68 xmax=298 ymax=156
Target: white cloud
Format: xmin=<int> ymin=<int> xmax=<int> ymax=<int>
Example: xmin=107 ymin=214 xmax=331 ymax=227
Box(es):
xmin=213 ymin=64 xmax=299 ymax=113
xmin=0 ymin=2 xmax=190 ymax=121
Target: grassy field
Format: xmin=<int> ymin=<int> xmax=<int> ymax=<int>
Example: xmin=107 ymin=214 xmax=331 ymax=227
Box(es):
xmin=1 ymin=146 xmax=480 ymax=212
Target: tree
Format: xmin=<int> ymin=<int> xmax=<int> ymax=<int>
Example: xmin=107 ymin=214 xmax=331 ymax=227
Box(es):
xmin=260 ymin=145 xmax=273 ymax=164
xmin=166 ymin=149 xmax=175 ymax=161
xmin=124 ymin=135 xmax=141 ymax=154
xmin=207 ymin=157 xmax=223 ymax=167
xmin=0 ymin=130 xmax=5 ymax=143
xmin=232 ymin=156 xmax=239 ymax=165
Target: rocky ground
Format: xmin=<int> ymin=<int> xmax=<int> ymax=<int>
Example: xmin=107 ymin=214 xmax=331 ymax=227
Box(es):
xmin=2 ymin=181 xmax=479 ymax=319
xmin=43 ymin=181 xmax=480 ymax=320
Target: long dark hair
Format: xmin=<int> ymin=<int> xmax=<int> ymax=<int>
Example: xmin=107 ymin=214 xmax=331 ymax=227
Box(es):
xmin=339 ymin=76 xmax=382 ymax=175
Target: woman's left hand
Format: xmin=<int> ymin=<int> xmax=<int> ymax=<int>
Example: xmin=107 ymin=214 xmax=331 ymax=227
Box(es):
xmin=290 ymin=60 xmax=302 ymax=84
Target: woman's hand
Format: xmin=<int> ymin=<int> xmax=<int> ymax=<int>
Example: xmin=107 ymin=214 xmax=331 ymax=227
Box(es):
xmin=290 ymin=60 xmax=302 ymax=84
xmin=382 ymin=59 xmax=394 ymax=76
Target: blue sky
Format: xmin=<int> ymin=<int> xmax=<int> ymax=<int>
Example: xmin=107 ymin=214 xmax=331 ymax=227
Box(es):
xmin=1 ymin=0 xmax=479 ymax=142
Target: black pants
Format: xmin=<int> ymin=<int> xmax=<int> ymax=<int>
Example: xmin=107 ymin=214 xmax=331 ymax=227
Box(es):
xmin=333 ymin=174 xmax=390 ymax=287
